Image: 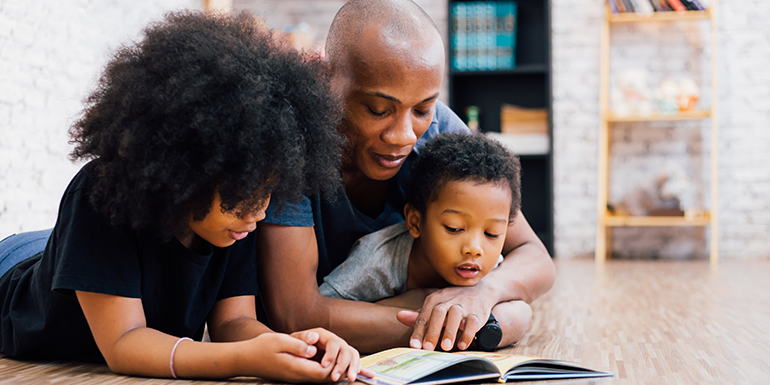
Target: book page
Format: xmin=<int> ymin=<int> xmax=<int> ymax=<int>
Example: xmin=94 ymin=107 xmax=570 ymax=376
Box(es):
xmin=361 ymin=348 xmax=497 ymax=385
xmin=452 ymin=351 xmax=540 ymax=374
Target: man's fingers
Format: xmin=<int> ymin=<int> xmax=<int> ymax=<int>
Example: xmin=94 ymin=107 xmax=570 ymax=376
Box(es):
xmin=457 ymin=312 xmax=485 ymax=350
xmin=422 ymin=302 xmax=451 ymax=351
xmin=440 ymin=306 xmax=465 ymax=351
xmin=397 ymin=310 xmax=419 ymax=327
xmin=410 ymin=310 xmax=430 ymax=349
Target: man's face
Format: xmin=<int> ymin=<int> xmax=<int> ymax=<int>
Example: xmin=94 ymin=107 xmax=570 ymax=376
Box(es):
xmin=331 ymin=27 xmax=445 ymax=181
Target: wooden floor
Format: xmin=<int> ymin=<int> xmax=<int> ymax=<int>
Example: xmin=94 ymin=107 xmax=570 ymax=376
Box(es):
xmin=2 ymin=259 xmax=769 ymax=384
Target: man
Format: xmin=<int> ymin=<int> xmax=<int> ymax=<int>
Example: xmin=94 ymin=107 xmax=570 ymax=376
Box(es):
xmin=256 ymin=0 xmax=555 ymax=353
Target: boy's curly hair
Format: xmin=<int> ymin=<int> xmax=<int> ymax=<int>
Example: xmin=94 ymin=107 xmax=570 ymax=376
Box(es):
xmin=405 ymin=133 xmax=521 ymax=221
xmin=69 ymin=10 xmax=344 ymax=238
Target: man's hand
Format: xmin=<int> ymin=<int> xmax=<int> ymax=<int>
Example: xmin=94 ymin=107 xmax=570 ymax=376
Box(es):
xmin=400 ymin=283 xmax=497 ymax=351
xmin=397 ymin=298 xmax=533 ymax=351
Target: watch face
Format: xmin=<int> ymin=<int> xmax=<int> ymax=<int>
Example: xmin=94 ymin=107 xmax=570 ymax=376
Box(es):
xmin=476 ymin=323 xmax=503 ymax=351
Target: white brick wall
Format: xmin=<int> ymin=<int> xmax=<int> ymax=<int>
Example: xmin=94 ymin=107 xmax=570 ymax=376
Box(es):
xmin=0 ymin=0 xmax=202 ymax=238
xmin=553 ymin=0 xmax=770 ymax=260
xmin=4 ymin=0 xmax=769 ymax=260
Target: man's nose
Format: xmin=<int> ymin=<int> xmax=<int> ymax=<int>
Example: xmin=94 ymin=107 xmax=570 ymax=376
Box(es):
xmin=381 ymin=111 xmax=417 ymax=147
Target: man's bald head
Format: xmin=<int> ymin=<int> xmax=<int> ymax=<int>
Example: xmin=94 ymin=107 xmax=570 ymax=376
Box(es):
xmin=326 ymin=0 xmax=443 ymax=73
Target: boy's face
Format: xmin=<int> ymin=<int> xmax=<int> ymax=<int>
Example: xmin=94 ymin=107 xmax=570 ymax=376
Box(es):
xmin=186 ymin=193 xmax=270 ymax=249
xmin=406 ymin=180 xmax=511 ymax=287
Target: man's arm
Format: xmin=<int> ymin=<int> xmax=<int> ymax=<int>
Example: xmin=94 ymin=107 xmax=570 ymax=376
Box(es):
xmin=405 ymin=211 xmax=555 ymax=351
xmin=255 ymin=223 xmax=416 ymax=353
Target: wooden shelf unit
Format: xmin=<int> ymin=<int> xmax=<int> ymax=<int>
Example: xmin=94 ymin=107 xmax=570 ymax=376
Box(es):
xmin=607 ymin=109 xmax=711 ymax=122
xmin=608 ymin=8 xmax=711 ymax=23
xmin=596 ymin=5 xmax=719 ymax=264
xmin=603 ymin=213 xmax=711 ymax=227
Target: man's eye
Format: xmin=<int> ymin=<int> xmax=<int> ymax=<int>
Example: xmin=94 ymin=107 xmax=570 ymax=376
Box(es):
xmin=444 ymin=226 xmax=462 ymax=233
xmin=367 ymin=106 xmax=386 ymax=116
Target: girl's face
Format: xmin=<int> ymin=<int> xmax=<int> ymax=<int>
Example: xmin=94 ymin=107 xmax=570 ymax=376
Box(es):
xmin=406 ymin=180 xmax=511 ymax=287
xmin=185 ymin=193 xmax=270 ymax=249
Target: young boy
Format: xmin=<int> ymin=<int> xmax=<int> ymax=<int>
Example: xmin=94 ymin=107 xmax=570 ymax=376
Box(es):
xmin=319 ymin=133 xmax=530 ymax=350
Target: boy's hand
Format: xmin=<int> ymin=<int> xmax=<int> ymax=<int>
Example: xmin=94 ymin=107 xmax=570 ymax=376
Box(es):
xmin=291 ymin=328 xmax=376 ymax=382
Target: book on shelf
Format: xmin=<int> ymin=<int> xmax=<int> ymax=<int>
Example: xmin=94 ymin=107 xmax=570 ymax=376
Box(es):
xmin=500 ymin=104 xmax=548 ymax=135
xmin=629 ymin=0 xmax=655 ymax=15
xmin=450 ymin=1 xmax=517 ymax=72
xmin=358 ymin=348 xmax=614 ymax=385
xmin=613 ymin=0 xmax=627 ymax=12
xmin=681 ymin=0 xmax=705 ymax=10
xmin=666 ymin=0 xmax=687 ymax=12
xmin=619 ymin=0 xmax=635 ymax=12
xmin=607 ymin=0 xmax=705 ymax=13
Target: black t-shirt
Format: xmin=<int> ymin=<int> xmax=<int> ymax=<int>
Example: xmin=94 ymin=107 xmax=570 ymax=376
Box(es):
xmin=0 ymin=162 xmax=257 ymax=362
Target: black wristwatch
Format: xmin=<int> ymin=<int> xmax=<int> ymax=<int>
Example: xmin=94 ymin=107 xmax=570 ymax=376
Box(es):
xmin=475 ymin=312 xmax=502 ymax=351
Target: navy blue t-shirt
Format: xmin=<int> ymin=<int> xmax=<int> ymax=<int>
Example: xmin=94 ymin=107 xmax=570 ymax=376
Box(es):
xmin=0 ymin=162 xmax=257 ymax=362
xmin=262 ymin=101 xmax=468 ymax=283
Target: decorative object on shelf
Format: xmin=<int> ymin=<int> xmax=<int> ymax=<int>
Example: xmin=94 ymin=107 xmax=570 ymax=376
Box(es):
xmin=608 ymin=164 xmax=697 ymax=217
xmin=654 ymin=77 xmax=701 ymax=114
xmin=611 ymin=68 xmax=654 ymax=117
xmin=677 ymin=78 xmax=700 ymax=111
xmin=654 ymin=78 xmax=680 ymax=114
xmin=450 ymin=1 xmax=517 ymax=72
xmin=465 ymin=105 xmax=481 ymax=132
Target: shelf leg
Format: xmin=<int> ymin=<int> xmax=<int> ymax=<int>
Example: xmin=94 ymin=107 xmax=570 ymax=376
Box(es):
xmin=595 ymin=224 xmax=607 ymax=263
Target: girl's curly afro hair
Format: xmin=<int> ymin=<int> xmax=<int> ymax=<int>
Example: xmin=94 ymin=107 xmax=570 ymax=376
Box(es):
xmin=405 ymin=132 xmax=522 ymax=221
xmin=69 ymin=10 xmax=344 ymax=238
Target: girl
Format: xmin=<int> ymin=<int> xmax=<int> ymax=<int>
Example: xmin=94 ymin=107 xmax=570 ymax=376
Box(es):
xmin=0 ymin=11 xmax=371 ymax=382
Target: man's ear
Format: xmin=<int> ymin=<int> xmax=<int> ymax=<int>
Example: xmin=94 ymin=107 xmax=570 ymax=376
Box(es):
xmin=404 ymin=203 xmax=422 ymax=239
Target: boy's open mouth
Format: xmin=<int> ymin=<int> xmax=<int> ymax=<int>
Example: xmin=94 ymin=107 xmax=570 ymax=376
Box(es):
xmin=455 ymin=264 xmax=480 ymax=279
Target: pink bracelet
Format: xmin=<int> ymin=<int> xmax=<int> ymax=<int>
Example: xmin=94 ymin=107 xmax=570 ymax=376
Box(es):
xmin=169 ymin=337 xmax=192 ymax=379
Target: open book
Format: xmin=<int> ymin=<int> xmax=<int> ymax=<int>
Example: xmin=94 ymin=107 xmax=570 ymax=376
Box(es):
xmin=358 ymin=348 xmax=614 ymax=385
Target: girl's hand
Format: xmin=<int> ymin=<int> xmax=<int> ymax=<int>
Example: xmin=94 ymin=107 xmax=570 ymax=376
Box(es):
xmin=290 ymin=328 xmax=376 ymax=382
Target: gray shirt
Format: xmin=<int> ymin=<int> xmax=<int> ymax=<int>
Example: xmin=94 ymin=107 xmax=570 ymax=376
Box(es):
xmin=319 ymin=222 xmax=504 ymax=302
xmin=319 ymin=222 xmax=413 ymax=302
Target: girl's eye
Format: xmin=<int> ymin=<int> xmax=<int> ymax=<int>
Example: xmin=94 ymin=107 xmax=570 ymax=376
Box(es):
xmin=485 ymin=232 xmax=502 ymax=239
xmin=414 ymin=108 xmax=430 ymax=117
xmin=444 ymin=226 xmax=462 ymax=233
xmin=367 ymin=106 xmax=386 ymax=117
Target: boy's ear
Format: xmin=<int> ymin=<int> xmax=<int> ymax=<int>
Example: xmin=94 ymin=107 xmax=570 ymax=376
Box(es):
xmin=404 ymin=203 xmax=422 ymax=238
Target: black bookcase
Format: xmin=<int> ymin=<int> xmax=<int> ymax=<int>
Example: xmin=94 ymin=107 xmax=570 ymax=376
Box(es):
xmin=447 ymin=0 xmax=553 ymax=255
